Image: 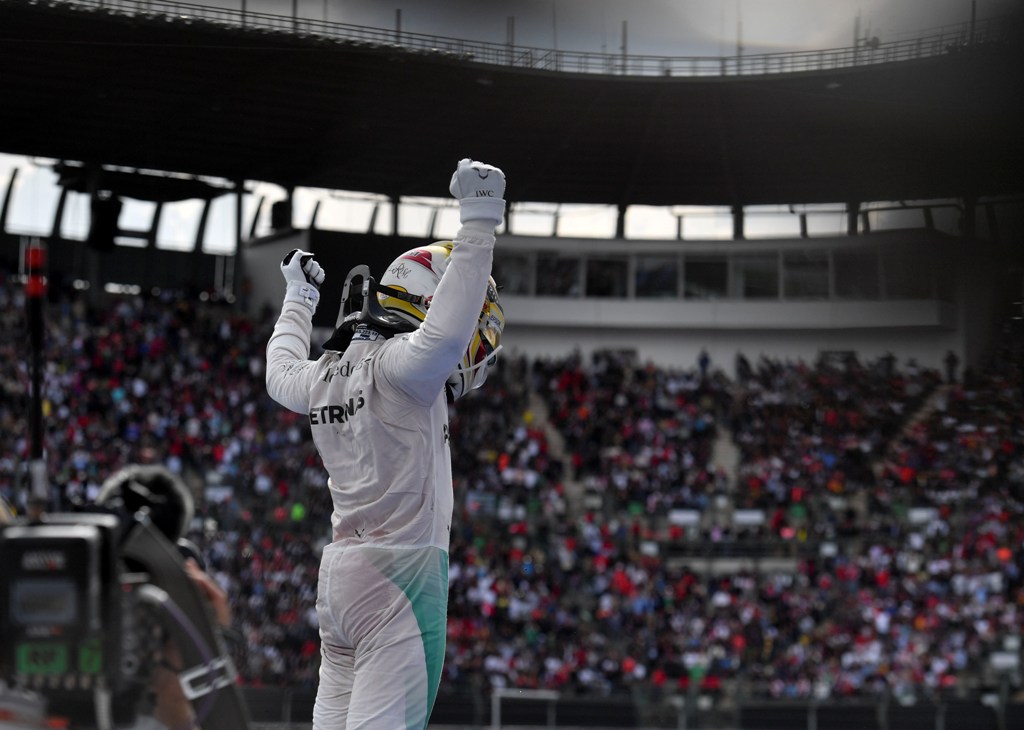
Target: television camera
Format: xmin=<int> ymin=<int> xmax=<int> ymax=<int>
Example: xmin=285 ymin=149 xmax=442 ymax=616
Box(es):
xmin=0 ymin=468 xmax=251 ymax=730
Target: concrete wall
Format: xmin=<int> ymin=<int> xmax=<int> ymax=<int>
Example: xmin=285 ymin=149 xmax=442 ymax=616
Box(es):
xmin=242 ymin=227 xmax=1006 ymax=375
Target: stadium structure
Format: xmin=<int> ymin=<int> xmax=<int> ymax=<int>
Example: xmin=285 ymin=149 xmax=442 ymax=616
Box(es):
xmin=2 ymin=0 xmax=1023 ymax=374
xmin=1 ymin=1 xmax=1024 ymax=729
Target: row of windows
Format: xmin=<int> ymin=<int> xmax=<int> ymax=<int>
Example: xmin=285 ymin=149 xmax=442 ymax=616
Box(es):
xmin=5 ymin=155 xmax=999 ymax=252
xmin=493 ymin=244 xmax=952 ymax=301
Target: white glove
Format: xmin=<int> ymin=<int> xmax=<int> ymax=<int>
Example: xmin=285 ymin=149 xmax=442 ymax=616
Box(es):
xmin=281 ymin=248 xmax=324 ymax=313
xmin=449 ymin=158 xmax=506 ymax=227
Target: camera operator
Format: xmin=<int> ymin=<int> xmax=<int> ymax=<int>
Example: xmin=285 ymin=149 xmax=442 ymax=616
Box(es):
xmin=96 ymin=465 xmax=238 ymax=730
xmin=146 ymin=557 xmax=232 ymax=730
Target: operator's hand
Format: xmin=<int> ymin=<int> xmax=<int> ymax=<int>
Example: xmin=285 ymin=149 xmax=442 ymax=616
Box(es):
xmin=151 ymin=560 xmax=232 ymax=730
xmin=281 ymin=248 xmax=324 ymax=313
xmin=184 ymin=558 xmax=231 ymax=628
xmin=449 ymin=158 xmax=506 ymax=227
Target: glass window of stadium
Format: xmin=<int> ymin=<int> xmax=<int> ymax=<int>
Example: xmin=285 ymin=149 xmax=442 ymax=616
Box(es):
xmin=536 ymin=253 xmax=582 ymax=297
xmin=745 ymin=204 xmax=802 ymax=238
xmin=834 ymin=247 xmax=881 ymax=299
xmin=679 ymin=206 xmax=732 ymax=240
xmin=396 ymin=200 xmax=436 ymax=238
xmin=731 ymin=253 xmax=780 ymax=299
xmin=106 ymin=198 xmax=154 ymax=248
xmin=625 ymin=206 xmax=678 ymax=240
xmin=585 ymin=256 xmax=629 ymax=297
xmin=58 ymin=189 xmax=92 ymax=241
xmin=782 ymin=250 xmax=830 ymax=299
xmin=155 ymin=199 xmax=202 ymax=250
xmin=556 ymin=204 xmax=618 ymax=238
xmin=882 ymin=245 xmax=935 ymax=299
xmin=803 ymin=204 xmax=848 ymax=236
xmin=5 ymin=160 xmax=61 ymax=237
xmin=683 ymin=255 xmax=728 ymax=299
xmin=508 ymin=203 xmax=557 ymax=237
xmin=864 ymin=201 xmax=925 ymax=231
xmin=493 ymin=253 xmax=534 ymax=296
xmin=635 ymin=255 xmax=679 ymax=298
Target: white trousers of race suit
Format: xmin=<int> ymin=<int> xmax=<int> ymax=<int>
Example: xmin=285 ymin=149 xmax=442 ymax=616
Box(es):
xmin=312 ymin=543 xmax=449 ymax=730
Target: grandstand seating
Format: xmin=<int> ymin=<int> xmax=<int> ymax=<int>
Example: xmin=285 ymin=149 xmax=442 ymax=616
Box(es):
xmin=1 ymin=281 xmax=1021 ymax=727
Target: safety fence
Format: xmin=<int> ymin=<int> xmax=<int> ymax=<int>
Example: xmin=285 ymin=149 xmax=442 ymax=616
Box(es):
xmin=37 ymin=0 xmax=1022 ymax=78
xmin=237 ymin=687 xmax=1024 ymax=729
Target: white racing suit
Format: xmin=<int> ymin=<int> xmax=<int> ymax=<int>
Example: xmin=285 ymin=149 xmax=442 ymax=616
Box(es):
xmin=265 ymin=227 xmax=494 ymax=729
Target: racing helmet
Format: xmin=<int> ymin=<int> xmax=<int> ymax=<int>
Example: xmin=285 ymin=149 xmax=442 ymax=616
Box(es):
xmin=357 ymin=242 xmax=505 ymax=399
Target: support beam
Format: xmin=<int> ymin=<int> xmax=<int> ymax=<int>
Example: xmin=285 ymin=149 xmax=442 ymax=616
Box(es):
xmin=732 ymin=205 xmax=744 ymax=240
xmin=846 ymin=201 xmax=860 ymax=235
xmin=231 ymin=179 xmax=245 ymax=301
xmin=0 ymin=167 xmax=16 ymax=234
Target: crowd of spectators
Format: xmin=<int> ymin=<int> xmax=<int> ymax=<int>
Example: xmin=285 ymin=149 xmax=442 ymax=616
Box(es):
xmin=728 ymin=353 xmax=943 ymax=543
xmin=534 ymin=350 xmax=732 ymax=516
xmin=1 ymin=278 xmax=1022 ymax=711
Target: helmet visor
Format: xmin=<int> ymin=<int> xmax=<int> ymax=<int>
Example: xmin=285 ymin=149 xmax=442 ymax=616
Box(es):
xmin=479 ymin=280 xmax=505 ymax=362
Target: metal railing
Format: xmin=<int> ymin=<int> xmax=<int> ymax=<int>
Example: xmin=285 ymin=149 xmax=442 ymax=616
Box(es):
xmin=37 ymin=0 xmax=1021 ymax=78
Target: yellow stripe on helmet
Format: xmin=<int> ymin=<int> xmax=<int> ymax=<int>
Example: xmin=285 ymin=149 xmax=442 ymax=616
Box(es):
xmin=377 ymin=285 xmax=427 ymax=323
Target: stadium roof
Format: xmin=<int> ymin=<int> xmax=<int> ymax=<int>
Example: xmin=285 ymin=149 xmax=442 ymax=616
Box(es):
xmin=1 ymin=0 xmax=1023 ymax=208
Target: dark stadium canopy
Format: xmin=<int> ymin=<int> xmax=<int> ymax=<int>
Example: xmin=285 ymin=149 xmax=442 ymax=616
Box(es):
xmin=1 ymin=0 xmax=1023 ymax=208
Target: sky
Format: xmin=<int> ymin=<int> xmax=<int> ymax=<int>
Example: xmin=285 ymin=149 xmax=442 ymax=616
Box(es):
xmin=2 ymin=0 xmax=1008 ymax=252
xmin=246 ymin=0 xmax=1017 ymax=56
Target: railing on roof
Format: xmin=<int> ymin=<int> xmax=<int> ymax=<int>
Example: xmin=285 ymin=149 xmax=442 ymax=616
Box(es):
xmin=54 ymin=0 xmax=1016 ymax=77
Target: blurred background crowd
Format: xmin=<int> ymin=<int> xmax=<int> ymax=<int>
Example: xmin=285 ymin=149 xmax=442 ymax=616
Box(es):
xmin=1 ymin=277 xmax=1021 ymax=712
